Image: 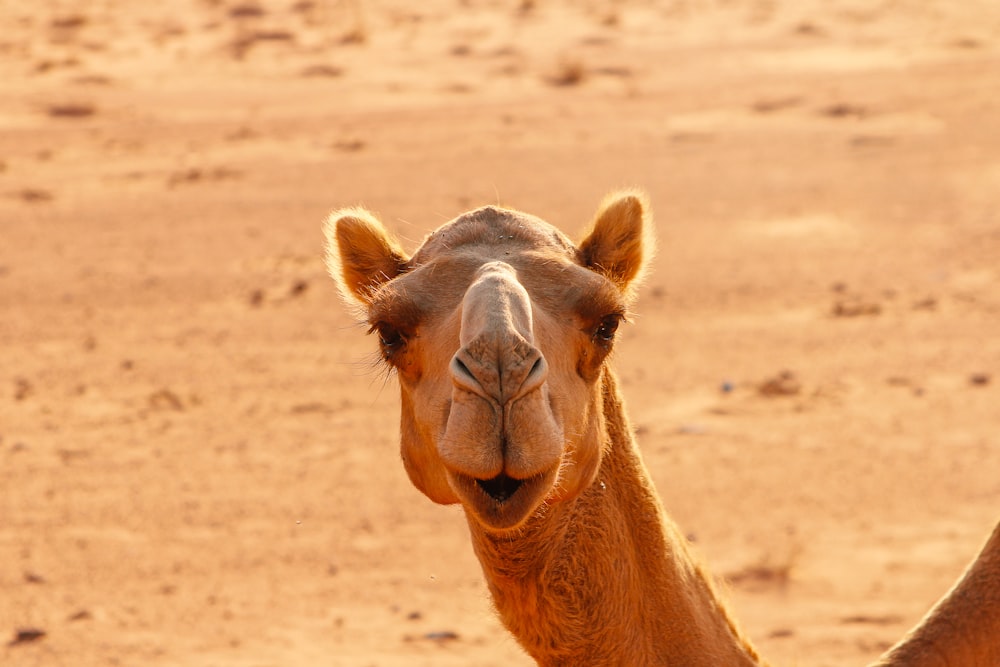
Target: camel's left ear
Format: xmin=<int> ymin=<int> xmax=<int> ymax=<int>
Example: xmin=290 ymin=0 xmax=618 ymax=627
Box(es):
xmin=324 ymin=206 xmax=409 ymax=307
xmin=578 ymin=190 xmax=655 ymax=295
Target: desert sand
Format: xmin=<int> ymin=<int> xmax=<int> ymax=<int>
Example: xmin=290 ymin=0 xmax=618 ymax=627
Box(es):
xmin=2 ymin=1 xmax=999 ymax=665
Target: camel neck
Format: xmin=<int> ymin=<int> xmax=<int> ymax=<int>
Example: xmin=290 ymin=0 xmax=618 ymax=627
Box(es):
xmin=466 ymin=370 xmax=766 ymax=666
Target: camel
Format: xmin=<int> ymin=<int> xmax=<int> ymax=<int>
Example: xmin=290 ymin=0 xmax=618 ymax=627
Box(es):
xmin=324 ymin=191 xmax=1000 ymax=666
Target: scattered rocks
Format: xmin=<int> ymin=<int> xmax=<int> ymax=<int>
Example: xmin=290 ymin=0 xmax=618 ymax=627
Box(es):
xmin=339 ymin=28 xmax=367 ymax=45
xmin=850 ymin=135 xmax=895 ymax=148
xmin=148 ymin=388 xmax=185 ymax=411
xmin=231 ymin=29 xmax=296 ymax=57
xmin=757 ymin=371 xmax=801 ymax=397
xmin=57 ymin=448 xmax=91 ymax=463
xmin=225 ymin=126 xmax=258 ymax=141
xmin=229 ymin=2 xmax=266 ymax=19
xmin=820 ymin=103 xmax=868 ymax=119
xmin=51 ymin=15 xmax=88 ymax=30
xmin=8 ymin=627 xmax=46 ymax=647
xmin=792 ymin=21 xmax=825 ymax=37
xmin=290 ymin=0 xmax=316 ymax=14
xmin=333 ymin=139 xmax=366 ymax=152
xmin=546 ymin=57 xmax=586 ymax=87
xmin=12 ymin=188 xmax=54 ymax=203
xmin=34 ymin=58 xmax=82 ymax=73
xmin=250 ymin=30 xmax=295 ymax=42
xmin=300 ymin=64 xmax=343 ymax=78
xmin=840 ymin=614 xmax=904 ymax=626
xmin=46 ymin=103 xmax=96 ymax=118
xmin=167 ymin=167 xmax=241 ymax=187
xmin=72 ymin=74 xmax=114 ymax=86
xmin=949 ymin=37 xmax=982 ymax=50
xmin=969 ymin=373 xmax=991 ymax=387
xmin=832 ymin=296 xmax=881 ymax=318
xmin=23 ymin=571 xmax=45 ymax=584
xmin=13 ymin=377 xmax=33 ymax=401
xmin=249 ymin=279 xmax=311 ymax=307
xmin=726 ymin=561 xmax=792 ymax=588
xmin=751 ymin=97 xmax=802 ymax=114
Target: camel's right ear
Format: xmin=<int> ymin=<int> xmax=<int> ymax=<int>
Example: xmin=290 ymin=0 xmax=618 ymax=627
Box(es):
xmin=578 ymin=190 xmax=654 ymax=297
xmin=324 ymin=207 xmax=409 ymax=305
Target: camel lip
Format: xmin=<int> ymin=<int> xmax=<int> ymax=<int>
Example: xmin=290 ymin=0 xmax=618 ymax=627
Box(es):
xmin=447 ymin=466 xmax=558 ymax=532
xmin=475 ymin=472 xmax=525 ymax=503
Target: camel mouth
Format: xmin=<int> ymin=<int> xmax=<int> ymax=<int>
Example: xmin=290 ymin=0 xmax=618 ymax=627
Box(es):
xmin=448 ymin=466 xmax=558 ymax=532
xmin=476 ymin=472 xmax=524 ymax=503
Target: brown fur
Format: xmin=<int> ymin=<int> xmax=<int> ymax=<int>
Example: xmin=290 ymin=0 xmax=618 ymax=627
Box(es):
xmin=868 ymin=522 xmax=1000 ymax=667
xmin=468 ymin=369 xmax=764 ymax=666
xmin=325 ymin=191 xmax=1000 ymax=666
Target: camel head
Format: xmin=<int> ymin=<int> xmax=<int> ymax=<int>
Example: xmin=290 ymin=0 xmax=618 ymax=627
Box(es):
xmin=325 ymin=192 xmax=653 ymax=532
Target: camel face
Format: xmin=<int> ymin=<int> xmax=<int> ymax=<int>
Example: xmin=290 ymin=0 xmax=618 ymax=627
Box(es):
xmin=326 ymin=193 xmax=651 ymax=532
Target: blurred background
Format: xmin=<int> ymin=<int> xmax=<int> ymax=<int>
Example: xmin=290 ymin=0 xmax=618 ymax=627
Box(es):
xmin=2 ymin=1 xmax=999 ymax=665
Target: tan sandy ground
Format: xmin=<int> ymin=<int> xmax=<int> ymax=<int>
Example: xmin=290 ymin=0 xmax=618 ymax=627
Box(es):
xmin=2 ymin=1 xmax=999 ymax=665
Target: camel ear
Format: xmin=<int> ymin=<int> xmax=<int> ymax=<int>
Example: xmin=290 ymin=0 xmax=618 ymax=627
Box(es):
xmin=324 ymin=207 xmax=409 ymax=305
xmin=578 ymin=190 xmax=654 ymax=294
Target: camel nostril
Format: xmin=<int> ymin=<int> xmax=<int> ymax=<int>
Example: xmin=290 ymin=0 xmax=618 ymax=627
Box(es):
xmin=476 ymin=473 xmax=524 ymax=503
xmin=518 ymin=355 xmax=548 ymax=396
xmin=450 ymin=354 xmax=488 ymax=397
xmin=451 ymin=356 xmax=473 ymax=381
xmin=530 ymin=355 xmax=545 ymax=378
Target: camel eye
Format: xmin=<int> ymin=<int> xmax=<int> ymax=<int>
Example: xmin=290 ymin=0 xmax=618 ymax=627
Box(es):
xmin=594 ymin=314 xmax=622 ymax=343
xmin=370 ymin=322 xmax=406 ymax=354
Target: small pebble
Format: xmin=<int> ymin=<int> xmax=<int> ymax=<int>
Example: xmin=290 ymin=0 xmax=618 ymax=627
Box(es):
xmin=9 ymin=627 xmax=46 ymax=646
